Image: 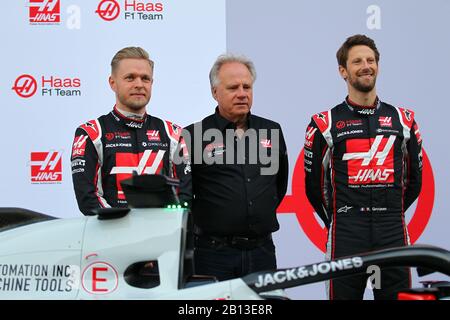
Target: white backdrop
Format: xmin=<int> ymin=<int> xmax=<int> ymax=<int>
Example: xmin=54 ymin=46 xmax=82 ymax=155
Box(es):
xmin=2 ymin=0 xmax=225 ymax=217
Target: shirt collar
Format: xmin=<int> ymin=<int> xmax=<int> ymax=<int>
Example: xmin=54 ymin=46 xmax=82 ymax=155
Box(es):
xmin=344 ymin=96 xmax=381 ymax=116
xmin=213 ymin=106 xmax=251 ymax=132
xmin=112 ymin=105 xmax=148 ymax=129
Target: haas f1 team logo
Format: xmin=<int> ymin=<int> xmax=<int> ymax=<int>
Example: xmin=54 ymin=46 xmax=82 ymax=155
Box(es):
xmin=96 ymin=0 xmax=120 ymax=21
xmin=12 ymin=75 xmax=38 ymax=98
xmin=29 ymin=0 xmax=61 ymax=24
xmin=30 ymin=151 xmax=63 ymax=183
xmin=343 ymin=135 xmax=396 ymax=184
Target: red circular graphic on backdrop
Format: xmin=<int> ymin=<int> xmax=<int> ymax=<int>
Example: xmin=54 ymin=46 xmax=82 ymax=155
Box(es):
xmin=12 ymin=74 xmax=37 ymax=98
xmin=277 ymin=148 xmax=435 ymax=252
xmin=96 ymin=0 xmax=120 ymax=21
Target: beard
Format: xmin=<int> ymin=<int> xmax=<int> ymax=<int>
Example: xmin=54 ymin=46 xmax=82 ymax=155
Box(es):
xmin=348 ymin=70 xmax=377 ymax=93
xmin=117 ymin=92 xmax=150 ymax=111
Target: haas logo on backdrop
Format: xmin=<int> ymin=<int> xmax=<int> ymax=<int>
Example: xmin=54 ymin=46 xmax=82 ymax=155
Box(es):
xmin=12 ymin=75 xmax=38 ymax=98
xmin=27 ymin=0 xmax=82 ymax=30
xmin=28 ymin=0 xmax=60 ymax=24
xmin=95 ymin=0 xmax=164 ymax=22
xmin=30 ymin=151 xmax=63 ymax=184
xmin=12 ymin=74 xmax=81 ymax=98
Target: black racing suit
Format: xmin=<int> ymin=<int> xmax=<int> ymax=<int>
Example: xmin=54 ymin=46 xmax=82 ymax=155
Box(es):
xmin=71 ymin=107 xmax=185 ymax=215
xmin=304 ymin=98 xmax=423 ymax=300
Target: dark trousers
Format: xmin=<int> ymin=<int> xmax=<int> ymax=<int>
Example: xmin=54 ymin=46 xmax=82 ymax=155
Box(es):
xmin=328 ymin=214 xmax=411 ymax=300
xmin=194 ymin=236 xmax=277 ymax=281
xmin=330 ymin=267 xmax=410 ymax=300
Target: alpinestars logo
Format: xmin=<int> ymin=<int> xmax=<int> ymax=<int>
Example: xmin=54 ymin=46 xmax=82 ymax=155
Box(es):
xmin=110 ymin=150 xmax=166 ymax=199
xmin=30 ymin=151 xmax=63 ymax=183
xmin=337 ymin=206 xmax=353 ymax=213
xmin=403 ymin=109 xmax=412 ymax=121
xmin=29 ymin=0 xmax=60 ymax=24
xmin=343 ymin=135 xmax=396 ymax=184
xmin=315 ymin=113 xmax=326 ymax=123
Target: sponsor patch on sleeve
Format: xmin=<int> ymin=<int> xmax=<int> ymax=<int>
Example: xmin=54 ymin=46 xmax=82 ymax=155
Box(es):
xmin=72 ymin=135 xmax=88 ymax=158
xmin=80 ymin=120 xmax=101 ymax=141
xmin=398 ymin=107 xmax=415 ymax=129
xmin=304 ymin=126 xmax=317 ymax=149
xmin=165 ymin=121 xmax=182 ymax=141
xmin=312 ymin=111 xmax=330 ymax=133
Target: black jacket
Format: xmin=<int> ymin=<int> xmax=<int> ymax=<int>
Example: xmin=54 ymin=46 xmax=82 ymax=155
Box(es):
xmin=304 ymin=98 xmax=423 ymax=228
xmin=71 ymin=107 xmax=184 ymax=215
xmin=179 ymin=108 xmax=289 ymax=236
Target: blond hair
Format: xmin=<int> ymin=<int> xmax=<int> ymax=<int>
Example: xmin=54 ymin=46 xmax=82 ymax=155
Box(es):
xmin=111 ymin=46 xmax=154 ymax=73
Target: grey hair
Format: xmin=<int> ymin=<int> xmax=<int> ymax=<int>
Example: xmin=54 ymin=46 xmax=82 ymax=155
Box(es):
xmin=111 ymin=46 xmax=154 ymax=74
xmin=209 ymin=53 xmax=257 ymax=88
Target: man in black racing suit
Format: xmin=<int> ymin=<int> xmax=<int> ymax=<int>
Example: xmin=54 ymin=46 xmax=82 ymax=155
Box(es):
xmin=71 ymin=47 xmax=185 ymax=215
xmin=304 ymin=35 xmax=423 ymax=300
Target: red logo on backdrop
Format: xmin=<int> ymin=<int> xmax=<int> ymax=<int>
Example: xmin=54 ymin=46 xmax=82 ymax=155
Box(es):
xmin=82 ymin=262 xmax=118 ymax=294
xmin=336 ymin=121 xmax=346 ymax=129
xmin=343 ymin=135 xmax=395 ymax=184
xmin=72 ymin=135 xmax=88 ymax=157
xmin=30 ymin=151 xmax=63 ymax=183
xmin=146 ymin=130 xmax=160 ymax=141
xmin=110 ymin=150 xmax=166 ymax=199
xmin=378 ymin=116 xmax=393 ymax=127
xmin=12 ymin=75 xmax=38 ymax=98
xmin=29 ymin=0 xmax=60 ymax=24
xmin=105 ymin=133 xmax=115 ymax=141
xmin=96 ymin=0 xmax=121 ymax=21
xmin=277 ymin=148 xmax=435 ymax=252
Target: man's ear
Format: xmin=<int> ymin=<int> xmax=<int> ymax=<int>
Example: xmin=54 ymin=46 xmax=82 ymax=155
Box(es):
xmin=109 ymin=75 xmax=115 ymax=91
xmin=339 ymin=65 xmax=348 ymax=81
xmin=211 ymin=86 xmax=218 ymax=101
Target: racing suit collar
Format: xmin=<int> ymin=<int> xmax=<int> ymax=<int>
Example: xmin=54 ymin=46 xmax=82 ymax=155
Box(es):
xmin=112 ymin=105 xmax=148 ymax=129
xmin=214 ymin=106 xmax=251 ymax=132
xmin=345 ymin=96 xmax=381 ymax=116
